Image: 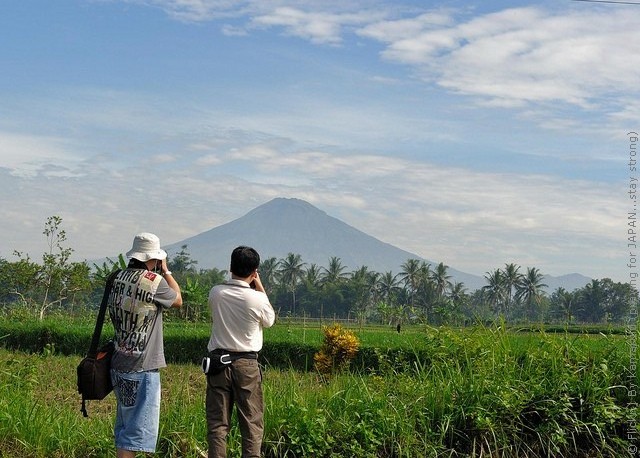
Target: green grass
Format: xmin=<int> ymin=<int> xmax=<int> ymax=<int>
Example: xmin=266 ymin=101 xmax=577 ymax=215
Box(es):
xmin=0 ymin=320 xmax=637 ymax=457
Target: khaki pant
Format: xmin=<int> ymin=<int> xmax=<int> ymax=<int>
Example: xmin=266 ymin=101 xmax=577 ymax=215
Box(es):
xmin=206 ymin=358 xmax=264 ymax=458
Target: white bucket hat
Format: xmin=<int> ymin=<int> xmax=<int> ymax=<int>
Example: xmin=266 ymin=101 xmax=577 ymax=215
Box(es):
xmin=126 ymin=232 xmax=167 ymax=261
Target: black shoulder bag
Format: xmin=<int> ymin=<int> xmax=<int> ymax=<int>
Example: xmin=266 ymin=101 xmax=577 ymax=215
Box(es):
xmin=77 ymin=269 xmax=119 ymax=417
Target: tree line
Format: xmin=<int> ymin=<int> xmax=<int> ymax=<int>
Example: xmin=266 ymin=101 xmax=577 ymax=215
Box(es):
xmin=0 ymin=216 xmax=636 ymax=325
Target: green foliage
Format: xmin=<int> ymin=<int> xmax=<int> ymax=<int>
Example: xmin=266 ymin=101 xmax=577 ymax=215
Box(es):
xmin=91 ymin=253 xmax=127 ymax=283
xmin=0 ymin=255 xmax=40 ymax=305
xmin=1 ymin=216 xmax=638 ymax=326
xmin=1 ymin=216 xmax=93 ymax=321
xmin=0 ymin=320 xmax=638 ymax=457
xmin=168 ymin=244 xmax=199 ymax=274
xmin=179 ymin=277 xmax=210 ymax=322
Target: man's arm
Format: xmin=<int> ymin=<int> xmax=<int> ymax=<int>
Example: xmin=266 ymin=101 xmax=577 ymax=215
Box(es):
xmin=251 ymin=272 xmax=275 ymax=326
xmin=161 ymin=259 xmax=182 ymax=308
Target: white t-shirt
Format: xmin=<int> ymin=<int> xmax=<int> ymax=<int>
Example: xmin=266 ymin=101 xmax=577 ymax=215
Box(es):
xmin=207 ymin=279 xmax=275 ymax=353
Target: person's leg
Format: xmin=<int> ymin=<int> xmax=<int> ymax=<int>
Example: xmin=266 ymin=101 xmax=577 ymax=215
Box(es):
xmin=206 ymin=368 xmax=234 ymax=458
xmin=231 ymin=359 xmax=264 ymax=458
xmin=112 ymin=370 xmax=161 ymax=455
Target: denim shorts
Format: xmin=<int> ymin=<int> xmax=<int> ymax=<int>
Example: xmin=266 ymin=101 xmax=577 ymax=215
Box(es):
xmin=111 ymin=369 xmax=161 ymax=453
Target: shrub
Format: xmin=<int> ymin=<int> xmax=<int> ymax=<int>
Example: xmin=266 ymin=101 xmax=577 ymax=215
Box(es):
xmin=313 ymin=324 xmax=360 ymax=376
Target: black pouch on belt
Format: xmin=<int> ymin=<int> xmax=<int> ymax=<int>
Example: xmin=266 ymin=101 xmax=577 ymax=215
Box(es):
xmin=202 ymin=350 xmax=258 ymax=375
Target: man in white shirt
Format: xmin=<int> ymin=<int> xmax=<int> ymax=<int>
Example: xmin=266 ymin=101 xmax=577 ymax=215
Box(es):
xmin=206 ymin=246 xmax=276 ymax=458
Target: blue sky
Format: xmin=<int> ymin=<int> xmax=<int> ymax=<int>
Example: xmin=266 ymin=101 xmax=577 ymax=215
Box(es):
xmin=1 ymin=0 xmax=638 ymax=285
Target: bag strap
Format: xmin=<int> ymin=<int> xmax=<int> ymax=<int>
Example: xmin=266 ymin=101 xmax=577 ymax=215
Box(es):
xmin=87 ymin=269 xmax=119 ymax=358
xmin=80 ymin=269 xmax=119 ymax=418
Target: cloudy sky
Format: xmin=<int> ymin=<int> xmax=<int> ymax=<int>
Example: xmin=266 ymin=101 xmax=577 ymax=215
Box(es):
xmin=1 ymin=0 xmax=638 ymax=284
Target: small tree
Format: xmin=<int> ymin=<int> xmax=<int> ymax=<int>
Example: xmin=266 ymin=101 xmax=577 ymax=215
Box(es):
xmin=10 ymin=216 xmax=92 ymax=319
xmin=1 ymin=253 xmax=40 ymax=308
xmin=37 ymin=216 xmax=68 ymax=318
xmin=38 ymin=216 xmax=91 ymax=319
xmin=93 ymin=254 xmax=127 ymax=281
xmin=180 ymin=277 xmax=209 ymax=321
xmin=169 ymin=244 xmax=198 ymax=275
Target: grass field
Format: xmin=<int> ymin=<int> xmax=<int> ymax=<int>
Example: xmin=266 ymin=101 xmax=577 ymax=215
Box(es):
xmin=0 ymin=320 xmax=638 ymax=457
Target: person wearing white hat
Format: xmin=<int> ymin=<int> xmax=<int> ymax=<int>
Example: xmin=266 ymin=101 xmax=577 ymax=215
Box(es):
xmin=107 ymin=232 xmax=182 ymax=458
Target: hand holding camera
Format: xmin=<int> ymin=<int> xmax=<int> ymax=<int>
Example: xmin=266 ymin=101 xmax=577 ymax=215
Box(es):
xmin=250 ymin=271 xmax=264 ymax=292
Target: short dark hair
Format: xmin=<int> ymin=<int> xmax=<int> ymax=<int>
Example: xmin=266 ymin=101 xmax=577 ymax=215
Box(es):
xmin=230 ymin=246 xmax=260 ymax=278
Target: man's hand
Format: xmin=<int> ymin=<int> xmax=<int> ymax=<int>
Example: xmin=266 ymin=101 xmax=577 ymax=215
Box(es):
xmin=252 ymin=271 xmax=266 ymax=293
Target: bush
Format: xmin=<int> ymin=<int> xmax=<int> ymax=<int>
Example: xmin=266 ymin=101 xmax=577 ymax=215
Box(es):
xmin=313 ymin=324 xmax=360 ymax=376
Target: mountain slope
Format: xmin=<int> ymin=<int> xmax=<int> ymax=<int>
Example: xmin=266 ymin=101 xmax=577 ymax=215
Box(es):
xmin=166 ymin=197 xmax=427 ymax=275
xmin=163 ymin=197 xmax=590 ymax=292
xmin=542 ymin=273 xmax=592 ymax=293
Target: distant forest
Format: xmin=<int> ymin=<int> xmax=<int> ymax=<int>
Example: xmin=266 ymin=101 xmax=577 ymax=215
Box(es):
xmin=1 ymin=216 xmax=636 ymax=325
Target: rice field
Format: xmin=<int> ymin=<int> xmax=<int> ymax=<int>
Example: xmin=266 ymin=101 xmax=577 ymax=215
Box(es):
xmin=0 ymin=321 xmax=638 ymax=457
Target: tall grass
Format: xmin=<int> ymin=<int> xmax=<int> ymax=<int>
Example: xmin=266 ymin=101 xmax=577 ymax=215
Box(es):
xmin=0 ymin=323 xmax=637 ymax=457
xmin=263 ymin=326 xmax=635 ymax=457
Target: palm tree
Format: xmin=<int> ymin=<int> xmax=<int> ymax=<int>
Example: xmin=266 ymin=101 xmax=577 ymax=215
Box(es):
xmin=551 ymin=287 xmax=575 ymax=324
xmin=277 ymin=253 xmax=306 ymax=315
xmin=515 ymin=267 xmax=547 ymax=322
xmin=414 ymin=262 xmax=436 ymax=321
xmin=448 ymin=281 xmax=467 ymax=324
xmin=430 ymin=262 xmax=452 ymax=298
xmin=322 ymin=256 xmax=349 ymax=285
xmin=399 ymin=258 xmax=424 ymax=308
xmin=304 ymin=263 xmax=323 ymax=288
xmin=449 ymin=282 xmax=466 ymax=302
xmin=502 ymin=263 xmax=521 ymax=318
xmin=376 ymin=271 xmax=401 ymax=326
xmin=300 ymin=263 xmax=323 ymax=318
xmin=258 ymin=257 xmax=279 ymax=295
xmin=483 ymin=269 xmax=506 ymax=317
xmin=366 ymin=270 xmax=381 ymax=309
xmin=350 ymin=266 xmax=376 ymax=324
xmin=350 ymin=265 xmax=371 ymax=281
xmin=377 ymin=271 xmax=401 ymax=305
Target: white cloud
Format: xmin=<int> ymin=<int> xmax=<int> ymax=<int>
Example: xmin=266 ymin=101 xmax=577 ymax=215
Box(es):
xmin=357 ymin=11 xmax=454 ymax=43
xmin=121 ymin=2 xmax=640 ymax=110
xmin=251 ymin=7 xmax=347 ymax=44
xmin=249 ymin=6 xmax=387 ymax=45
xmin=122 ymin=1 xmax=639 ymax=141
xmin=0 ymin=129 xmax=624 ymax=280
xmin=0 ymin=132 xmax=84 ymax=177
xmin=363 ymin=6 xmax=640 ymax=108
xmin=138 ymin=0 xmax=248 ymax=22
